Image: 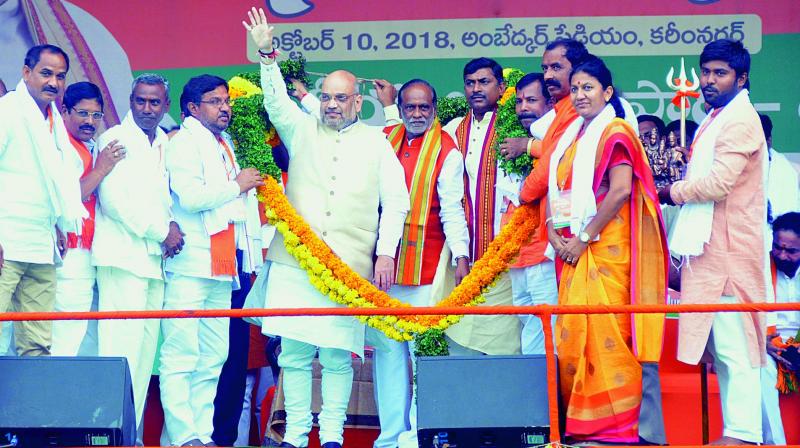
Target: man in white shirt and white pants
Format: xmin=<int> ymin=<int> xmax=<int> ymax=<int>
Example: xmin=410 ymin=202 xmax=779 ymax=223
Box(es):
xmin=244 ymin=9 xmax=409 ymax=448
xmin=160 ymin=74 xmax=263 ymax=447
xmin=93 ymin=73 xmax=185 ymax=434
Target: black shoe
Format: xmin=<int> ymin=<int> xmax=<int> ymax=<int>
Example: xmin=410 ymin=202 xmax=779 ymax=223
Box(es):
xmin=321 ymin=443 xmax=342 ymax=448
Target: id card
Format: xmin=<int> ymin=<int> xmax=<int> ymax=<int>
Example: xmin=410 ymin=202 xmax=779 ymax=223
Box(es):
xmin=551 ymin=189 xmax=572 ymax=229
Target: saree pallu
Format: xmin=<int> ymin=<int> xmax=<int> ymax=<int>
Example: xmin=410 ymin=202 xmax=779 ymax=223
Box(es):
xmin=554 ymin=119 xmax=667 ymax=443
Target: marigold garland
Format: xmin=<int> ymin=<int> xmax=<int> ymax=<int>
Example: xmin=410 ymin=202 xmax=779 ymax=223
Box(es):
xmin=257 ymin=175 xmax=539 ymax=341
xmin=231 ymin=67 xmax=540 ymax=341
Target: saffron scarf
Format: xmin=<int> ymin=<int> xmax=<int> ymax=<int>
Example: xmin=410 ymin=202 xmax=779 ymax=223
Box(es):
xmin=210 ymin=138 xmax=237 ymax=276
xmin=65 ymin=133 xmax=96 ymax=249
xmin=455 ymin=110 xmax=498 ymax=261
xmin=387 ymin=120 xmax=444 ymax=285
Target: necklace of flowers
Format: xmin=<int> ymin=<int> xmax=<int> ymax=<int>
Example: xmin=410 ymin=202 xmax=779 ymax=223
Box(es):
xmin=257 ymin=175 xmax=540 ymax=341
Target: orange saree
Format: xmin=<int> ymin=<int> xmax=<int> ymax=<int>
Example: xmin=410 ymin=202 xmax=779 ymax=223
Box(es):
xmin=554 ymin=118 xmax=667 ymax=443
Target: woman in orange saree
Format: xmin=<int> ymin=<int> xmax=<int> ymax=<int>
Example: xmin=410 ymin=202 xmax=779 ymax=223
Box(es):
xmin=545 ymin=56 xmax=668 ymax=444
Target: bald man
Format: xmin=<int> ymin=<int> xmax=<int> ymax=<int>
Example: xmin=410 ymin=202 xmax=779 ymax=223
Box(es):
xmin=244 ymin=9 xmax=409 ymax=448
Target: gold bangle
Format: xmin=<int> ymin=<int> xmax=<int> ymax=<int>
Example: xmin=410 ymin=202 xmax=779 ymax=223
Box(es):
xmin=526 ymin=138 xmax=534 ymax=156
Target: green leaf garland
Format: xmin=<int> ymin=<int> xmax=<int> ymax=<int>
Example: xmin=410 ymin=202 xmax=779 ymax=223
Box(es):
xmin=495 ymin=68 xmax=534 ymax=177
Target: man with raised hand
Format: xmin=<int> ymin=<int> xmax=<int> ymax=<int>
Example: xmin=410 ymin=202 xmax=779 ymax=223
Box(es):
xmin=244 ymin=8 xmax=409 ymax=448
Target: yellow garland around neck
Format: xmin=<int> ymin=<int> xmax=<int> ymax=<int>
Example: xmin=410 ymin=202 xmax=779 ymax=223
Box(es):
xmin=256 ymin=175 xmax=538 ymax=341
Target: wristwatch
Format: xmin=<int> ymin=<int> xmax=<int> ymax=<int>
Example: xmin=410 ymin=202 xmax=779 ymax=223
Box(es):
xmin=578 ymin=231 xmax=591 ymax=243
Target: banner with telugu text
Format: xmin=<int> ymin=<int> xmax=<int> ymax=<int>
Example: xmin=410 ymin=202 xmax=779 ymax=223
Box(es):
xmin=11 ymin=0 xmax=798 ymax=153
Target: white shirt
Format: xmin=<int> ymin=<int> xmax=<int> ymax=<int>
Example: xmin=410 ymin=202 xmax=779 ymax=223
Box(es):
xmin=92 ymin=112 xmax=172 ymax=279
xmin=774 ymin=266 xmax=800 ymax=340
xmin=768 ymin=147 xmax=800 ymax=221
xmin=443 ymin=112 xmax=511 ymax=245
xmin=0 ymin=96 xmax=57 ymax=264
xmin=165 ymin=117 xmax=262 ymax=283
xmin=300 ymin=93 xmax=468 ymax=260
xmin=260 ymin=60 xmax=408 ymax=259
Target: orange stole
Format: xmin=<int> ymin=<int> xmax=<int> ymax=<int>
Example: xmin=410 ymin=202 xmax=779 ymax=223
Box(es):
xmin=210 ymin=139 xmax=237 ymax=276
xmin=385 ymin=121 xmax=450 ymax=285
xmin=553 ymin=119 xmax=668 ymax=442
xmin=66 ymin=134 xmax=96 ymax=249
xmin=455 ymin=110 xmax=498 ymax=261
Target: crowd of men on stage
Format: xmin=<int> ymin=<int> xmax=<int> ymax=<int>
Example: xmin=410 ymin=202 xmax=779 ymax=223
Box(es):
xmin=1 ymin=7 xmax=799 ymax=447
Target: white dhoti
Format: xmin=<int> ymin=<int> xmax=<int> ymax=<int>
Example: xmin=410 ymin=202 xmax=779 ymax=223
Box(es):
xmin=253 ymin=261 xmax=364 ymax=446
xmin=508 ymin=260 xmax=558 ymax=355
xmin=367 ymin=284 xmax=430 ymax=448
xmin=51 ymin=247 xmax=96 ymax=356
xmin=159 ymin=273 xmax=231 ymax=446
xmin=96 ymin=266 xmax=164 ymax=430
xmin=709 ymin=295 xmax=763 ymax=443
xmin=760 ymin=356 xmax=786 ymax=445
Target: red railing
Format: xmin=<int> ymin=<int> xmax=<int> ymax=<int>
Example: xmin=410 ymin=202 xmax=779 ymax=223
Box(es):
xmin=3 ymin=301 xmax=799 ymax=447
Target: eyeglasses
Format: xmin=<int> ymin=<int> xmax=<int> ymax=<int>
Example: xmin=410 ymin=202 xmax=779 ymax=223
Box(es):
xmin=72 ymin=109 xmax=104 ymax=121
xmin=319 ymin=93 xmax=358 ymax=104
xmin=199 ymin=98 xmax=231 ymax=108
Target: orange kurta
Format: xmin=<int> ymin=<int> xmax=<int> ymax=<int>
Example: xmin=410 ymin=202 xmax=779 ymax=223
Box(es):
xmin=554 ymin=119 xmax=667 ymax=443
xmin=518 ymin=96 xmax=580 ymax=261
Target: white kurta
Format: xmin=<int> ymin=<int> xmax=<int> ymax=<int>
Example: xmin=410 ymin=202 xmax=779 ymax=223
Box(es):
xmin=164 ymin=116 xmax=262 ymax=283
xmin=443 ymin=112 xmax=509 ymax=241
xmin=768 ymin=148 xmax=800 ymax=221
xmin=254 ymin=60 xmax=408 ymax=356
xmin=93 ymin=112 xmax=172 ymax=279
xmin=0 ymin=80 xmax=86 ymax=265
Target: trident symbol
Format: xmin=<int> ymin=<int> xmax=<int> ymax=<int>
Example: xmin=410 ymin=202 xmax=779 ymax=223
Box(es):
xmin=666 ymin=57 xmax=701 ymax=148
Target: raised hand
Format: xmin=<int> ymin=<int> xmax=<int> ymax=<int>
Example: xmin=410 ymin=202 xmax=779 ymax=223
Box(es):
xmin=373 ymin=79 xmax=397 ymax=107
xmin=242 ymin=7 xmax=274 ymax=52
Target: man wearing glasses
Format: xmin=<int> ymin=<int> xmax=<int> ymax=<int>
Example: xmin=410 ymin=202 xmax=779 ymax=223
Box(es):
xmin=159 ymin=74 xmax=263 ymax=447
xmin=244 ymin=8 xmax=409 ymax=448
xmin=50 ymin=81 xmax=125 ymax=356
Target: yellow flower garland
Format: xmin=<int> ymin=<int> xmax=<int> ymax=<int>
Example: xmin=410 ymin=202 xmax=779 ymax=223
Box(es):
xmin=257 ymin=176 xmax=540 ymax=341
xmin=231 ymin=73 xmax=542 ymax=341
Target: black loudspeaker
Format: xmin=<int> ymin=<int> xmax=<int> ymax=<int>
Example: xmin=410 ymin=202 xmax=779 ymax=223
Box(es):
xmin=416 ymin=355 xmax=557 ymax=448
xmin=0 ymin=356 xmax=136 ymax=446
